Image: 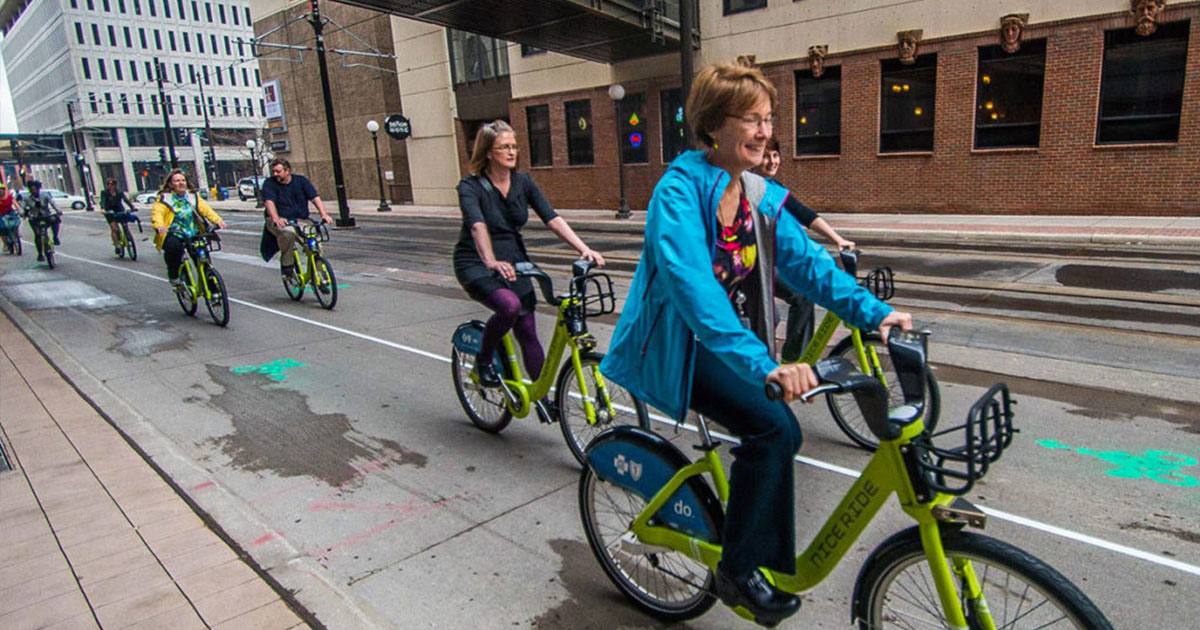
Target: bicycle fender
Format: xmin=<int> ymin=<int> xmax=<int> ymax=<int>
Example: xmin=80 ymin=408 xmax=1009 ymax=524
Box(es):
xmin=452 ymin=320 xmax=487 ymax=355
xmin=585 ymin=426 xmax=722 ymax=543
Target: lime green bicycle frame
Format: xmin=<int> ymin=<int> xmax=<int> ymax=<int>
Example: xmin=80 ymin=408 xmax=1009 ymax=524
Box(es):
xmin=179 ymin=256 xmax=217 ymax=301
xmin=485 ymin=295 xmax=616 ymax=425
xmin=625 ymin=416 xmax=985 ymax=629
xmin=795 ymin=309 xmax=891 ymax=391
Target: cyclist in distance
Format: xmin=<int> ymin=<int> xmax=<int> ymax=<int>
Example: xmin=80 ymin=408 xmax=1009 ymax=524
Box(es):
xmin=22 ymin=180 xmax=62 ymax=261
xmin=453 ymin=120 xmax=605 ymax=390
xmin=751 ymin=136 xmax=856 ymax=362
xmin=152 ymin=169 xmax=226 ymax=286
xmin=259 ymin=158 xmax=334 ymax=280
xmin=101 ymin=177 xmax=137 ymax=255
xmin=599 ymin=62 xmax=911 ymax=624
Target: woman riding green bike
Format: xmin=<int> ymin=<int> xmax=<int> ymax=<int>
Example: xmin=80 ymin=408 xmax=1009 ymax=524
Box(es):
xmin=152 ymin=169 xmax=226 ymax=286
xmin=599 ymin=62 xmax=911 ymax=626
xmin=453 ymin=120 xmax=605 ymax=395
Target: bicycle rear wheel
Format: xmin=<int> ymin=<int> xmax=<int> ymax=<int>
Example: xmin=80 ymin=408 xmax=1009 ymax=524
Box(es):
xmin=202 ymin=265 xmax=230 ymax=327
xmin=855 ymin=527 xmax=1113 ymax=630
xmin=555 ymin=351 xmax=650 ymax=465
xmin=450 ymin=346 xmax=512 ymax=433
xmin=176 ymin=264 xmax=198 ymax=316
xmin=578 ymin=464 xmax=717 ymax=622
xmin=311 ymin=255 xmax=337 ymax=310
xmin=44 ymin=235 xmax=55 ymax=269
xmin=124 ymin=224 xmax=137 ymax=261
xmin=13 ymin=232 xmax=21 ymax=256
xmin=825 ymin=332 xmax=941 ymax=450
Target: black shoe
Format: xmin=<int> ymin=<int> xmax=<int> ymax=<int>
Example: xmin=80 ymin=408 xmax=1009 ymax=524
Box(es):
xmin=115 ymin=246 xmax=122 ymax=256
xmin=53 ymin=237 xmax=60 ymax=246
xmin=715 ymin=565 xmax=800 ymax=628
xmin=37 ymin=254 xmax=44 ymax=262
xmin=475 ymin=359 xmax=500 ymax=388
xmin=281 ymin=264 xmax=297 ymax=278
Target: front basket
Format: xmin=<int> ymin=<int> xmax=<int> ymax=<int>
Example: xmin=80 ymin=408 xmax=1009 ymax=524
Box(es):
xmin=911 ymin=383 xmax=1015 ymax=496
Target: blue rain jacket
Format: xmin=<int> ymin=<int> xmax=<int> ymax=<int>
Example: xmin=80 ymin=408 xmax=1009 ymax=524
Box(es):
xmin=600 ymin=151 xmax=893 ymax=422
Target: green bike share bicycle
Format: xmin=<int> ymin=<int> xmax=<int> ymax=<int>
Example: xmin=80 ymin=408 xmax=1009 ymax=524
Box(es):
xmin=796 ymin=248 xmax=941 ymax=450
xmin=579 ymin=330 xmax=1112 ymax=629
xmin=172 ymin=227 xmax=230 ymax=327
xmin=107 ymin=210 xmax=141 ymax=261
xmin=450 ymin=260 xmax=651 ymax=465
xmin=281 ymin=218 xmax=337 ymax=310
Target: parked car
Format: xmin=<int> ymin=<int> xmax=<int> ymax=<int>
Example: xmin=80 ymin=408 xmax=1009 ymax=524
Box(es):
xmin=18 ymin=188 xmax=86 ymax=210
xmin=238 ymin=176 xmax=267 ymax=201
xmin=134 ymin=190 xmax=159 ymax=205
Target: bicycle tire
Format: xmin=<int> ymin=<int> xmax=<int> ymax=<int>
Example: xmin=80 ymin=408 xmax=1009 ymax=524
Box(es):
xmin=312 ymin=256 xmax=337 ymax=310
xmin=450 ymin=346 xmax=512 ymax=433
xmin=283 ymin=262 xmax=305 ymax=301
xmin=124 ymin=224 xmax=137 ymax=261
xmin=555 ymin=352 xmax=650 ymax=465
xmin=824 ymin=332 xmax=941 ymax=450
xmin=14 ymin=233 xmax=21 ymax=256
xmin=45 ymin=241 xmax=55 ymax=269
xmin=578 ymin=457 xmax=718 ymax=622
xmin=176 ymin=265 xmax=198 ymax=316
xmin=854 ymin=526 xmax=1113 ymax=630
xmin=202 ymin=265 xmax=230 ymax=327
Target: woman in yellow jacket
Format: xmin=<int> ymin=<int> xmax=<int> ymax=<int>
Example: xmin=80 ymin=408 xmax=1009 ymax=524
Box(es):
xmin=151 ymin=169 xmax=227 ymax=286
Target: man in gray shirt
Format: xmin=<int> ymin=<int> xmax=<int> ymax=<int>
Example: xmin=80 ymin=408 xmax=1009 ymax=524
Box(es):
xmin=22 ymin=180 xmax=62 ymax=261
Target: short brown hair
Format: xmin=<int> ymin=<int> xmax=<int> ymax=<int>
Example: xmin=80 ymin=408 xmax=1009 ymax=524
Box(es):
xmin=468 ymin=120 xmax=515 ymax=176
xmin=765 ymin=137 xmax=780 ymax=153
xmin=270 ymin=158 xmax=291 ymax=171
xmin=686 ymin=62 xmax=777 ymax=148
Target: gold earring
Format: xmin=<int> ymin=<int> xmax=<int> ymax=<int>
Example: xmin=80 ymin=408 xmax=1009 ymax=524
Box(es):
xmin=713 ymin=141 xmax=719 ymax=149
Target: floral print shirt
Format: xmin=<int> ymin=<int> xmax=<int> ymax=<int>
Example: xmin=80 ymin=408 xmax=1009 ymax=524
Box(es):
xmin=167 ymin=193 xmax=199 ymax=238
xmin=712 ymin=195 xmax=757 ymax=301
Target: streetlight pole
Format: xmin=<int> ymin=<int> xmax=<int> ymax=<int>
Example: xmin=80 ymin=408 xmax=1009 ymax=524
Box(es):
xmin=154 ymin=58 xmax=178 ymax=168
xmin=66 ymin=102 xmax=95 ymax=211
xmin=197 ymin=67 xmax=217 ymax=194
xmin=308 ymin=0 xmax=354 ymax=227
xmin=245 ymin=139 xmax=263 ymax=207
xmin=366 ymin=120 xmax=390 ymax=212
xmin=608 ymin=84 xmax=631 ymax=220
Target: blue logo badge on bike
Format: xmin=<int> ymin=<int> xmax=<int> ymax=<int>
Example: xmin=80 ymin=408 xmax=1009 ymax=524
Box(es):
xmin=588 ymin=440 xmax=712 ymax=540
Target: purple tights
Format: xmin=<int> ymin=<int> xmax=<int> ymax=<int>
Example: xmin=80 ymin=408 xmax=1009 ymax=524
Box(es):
xmin=478 ymin=288 xmax=544 ymax=378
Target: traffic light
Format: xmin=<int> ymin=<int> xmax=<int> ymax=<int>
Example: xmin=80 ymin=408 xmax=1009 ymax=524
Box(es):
xmin=74 ymin=153 xmax=85 ymax=166
xmin=205 ymin=149 xmax=215 ymax=165
xmin=157 ymin=147 xmax=167 ymax=164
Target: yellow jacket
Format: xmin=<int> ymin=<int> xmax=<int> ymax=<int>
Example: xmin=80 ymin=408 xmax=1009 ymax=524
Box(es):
xmin=151 ymin=192 xmax=223 ymax=250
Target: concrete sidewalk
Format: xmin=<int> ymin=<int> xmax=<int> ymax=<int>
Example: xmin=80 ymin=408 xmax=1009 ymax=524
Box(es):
xmin=204 ymin=198 xmax=1200 ymax=248
xmin=0 ymin=312 xmax=312 ymax=630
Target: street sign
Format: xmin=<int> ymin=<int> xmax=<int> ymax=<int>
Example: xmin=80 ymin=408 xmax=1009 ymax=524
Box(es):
xmin=384 ymin=115 xmax=412 ymax=140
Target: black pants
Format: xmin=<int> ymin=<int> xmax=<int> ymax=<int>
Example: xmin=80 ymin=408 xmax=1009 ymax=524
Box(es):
xmin=29 ymin=216 xmax=60 ymax=256
xmin=162 ymin=233 xmax=187 ymax=280
xmin=775 ymin=281 xmax=814 ymax=363
xmin=690 ymin=344 xmax=803 ymax=577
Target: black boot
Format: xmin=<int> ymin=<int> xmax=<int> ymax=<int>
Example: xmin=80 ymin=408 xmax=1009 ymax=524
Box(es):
xmin=474 ymin=358 xmax=500 ymax=388
xmin=715 ymin=565 xmax=800 ymax=628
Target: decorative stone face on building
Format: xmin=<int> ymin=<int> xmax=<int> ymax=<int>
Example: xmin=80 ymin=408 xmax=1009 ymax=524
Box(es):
xmin=897 ymin=30 xmax=922 ymax=64
xmin=1132 ymin=0 xmax=1165 ymax=36
xmin=808 ymin=45 xmax=828 ymax=78
xmin=1000 ymin=13 xmax=1028 ymax=53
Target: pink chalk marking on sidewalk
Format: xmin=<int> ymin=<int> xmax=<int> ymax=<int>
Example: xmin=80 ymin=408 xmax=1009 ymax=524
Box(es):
xmin=252 ymin=532 xmax=278 ymax=547
xmin=193 ymin=481 xmax=216 ymax=491
xmin=311 ymin=497 xmax=458 ymax=562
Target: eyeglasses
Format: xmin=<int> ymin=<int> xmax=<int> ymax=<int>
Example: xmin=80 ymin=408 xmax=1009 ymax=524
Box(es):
xmin=727 ymin=114 xmax=777 ymax=130
xmin=493 ymin=144 xmax=520 ymax=153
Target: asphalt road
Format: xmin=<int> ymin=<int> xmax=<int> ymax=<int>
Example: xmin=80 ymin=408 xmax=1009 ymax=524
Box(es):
xmin=1 ymin=209 xmax=1197 ymax=629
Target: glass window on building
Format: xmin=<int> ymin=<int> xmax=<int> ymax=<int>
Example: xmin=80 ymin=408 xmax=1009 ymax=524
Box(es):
xmin=169 ymin=31 xmax=176 ymax=51
xmin=224 ymin=35 xmax=230 ymax=55
xmin=148 ymin=0 xmax=155 ymax=16
xmin=75 ymin=23 xmax=84 ymax=45
xmin=118 ymin=0 xmax=125 ymax=12
xmin=108 ymin=24 xmax=116 ymax=46
xmin=89 ymin=92 xmax=99 ymax=113
xmin=880 ymin=54 xmax=937 ymax=153
xmin=102 ymin=0 xmax=109 ymax=10
xmin=105 ymin=93 xmax=114 ymax=114
xmin=795 ymin=65 xmax=842 ymax=155
xmin=174 ymin=64 xmax=182 ymax=83
xmin=526 ymin=105 xmax=552 ymax=167
xmin=1097 ymin=20 xmax=1190 ymax=144
xmin=210 ymin=34 xmax=217 ymax=54
xmin=154 ymin=30 xmax=162 ymax=50
xmin=87 ymin=0 xmax=94 ymax=10
xmin=123 ymin=26 xmax=131 ymax=47
xmin=660 ymin=87 xmax=687 ymax=162
xmin=151 ymin=94 xmax=159 ymax=114
xmin=197 ymin=31 xmax=204 ymax=52
xmin=98 ymin=58 xmax=107 ymax=80
xmin=447 ymin=29 xmax=510 ymax=85
xmin=134 ymin=0 xmax=140 ymax=15
xmin=139 ymin=28 xmax=146 ymax=48
xmin=218 ymin=4 xmax=225 ymax=23
xmin=81 ymin=58 xmax=92 ymax=79
xmin=191 ymin=1 xmax=198 ymax=21
xmin=183 ymin=32 xmax=190 ymax=52
xmin=724 ymin=0 xmax=766 ymax=16
xmin=121 ymin=95 xmax=130 ymax=114
xmin=618 ymin=93 xmax=648 ymax=164
xmin=130 ymin=60 xmax=138 ymax=81
xmin=128 ymin=127 xmax=168 ymax=146
xmin=92 ymin=128 xmax=121 ymax=147
xmin=92 ymin=24 xmax=101 ymax=45
xmin=163 ymin=0 xmax=170 ymax=18
xmin=244 ymin=7 xmax=250 ymax=24
xmin=177 ymin=0 xmax=185 ymax=20
xmin=114 ymin=61 xmax=123 ymax=80
xmin=975 ymin=40 xmax=1046 ymax=149
xmin=232 ymin=3 xmax=239 ymax=25
xmin=565 ymin=99 xmax=594 ymax=166
xmin=520 ymin=44 xmax=546 ymax=57
xmin=136 ymin=93 xmax=144 ymax=114
xmin=205 ymin=2 xmax=211 ymax=22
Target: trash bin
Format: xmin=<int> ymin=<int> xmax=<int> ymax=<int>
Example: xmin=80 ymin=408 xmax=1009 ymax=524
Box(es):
xmin=216 ymin=187 xmax=229 ymax=201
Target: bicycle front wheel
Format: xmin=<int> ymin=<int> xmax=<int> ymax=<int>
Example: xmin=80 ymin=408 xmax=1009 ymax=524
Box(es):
xmin=578 ymin=465 xmax=717 ymax=621
xmin=555 ymin=351 xmax=650 ymax=465
xmin=176 ymin=265 xmax=198 ymax=316
xmin=450 ymin=346 xmax=512 ymax=433
xmin=124 ymin=224 xmax=137 ymax=261
xmin=312 ymin=255 xmax=337 ymax=310
xmin=855 ymin=527 xmax=1113 ymax=630
xmin=825 ymin=332 xmax=941 ymax=450
xmin=202 ymin=265 xmax=230 ymax=327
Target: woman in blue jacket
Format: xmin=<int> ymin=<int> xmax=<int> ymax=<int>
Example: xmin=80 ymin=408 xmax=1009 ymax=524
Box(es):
xmin=600 ymin=62 xmax=911 ymax=626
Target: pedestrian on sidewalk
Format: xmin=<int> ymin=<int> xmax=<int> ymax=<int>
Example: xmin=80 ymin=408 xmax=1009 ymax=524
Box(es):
xmin=152 ymin=169 xmax=227 ymax=286
xmin=751 ymin=137 xmax=855 ymax=362
xmin=258 ymin=159 xmax=334 ymax=280
xmin=453 ymin=119 xmax=605 ymax=388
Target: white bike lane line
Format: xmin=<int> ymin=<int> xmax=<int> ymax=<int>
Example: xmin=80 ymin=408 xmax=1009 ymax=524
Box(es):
xmin=49 ymin=249 xmax=1200 ymax=580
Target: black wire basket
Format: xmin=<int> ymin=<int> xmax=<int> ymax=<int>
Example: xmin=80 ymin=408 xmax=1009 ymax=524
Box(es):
xmin=861 ymin=265 xmax=895 ymax=302
xmin=911 ymin=383 xmax=1016 ymax=496
xmin=570 ymin=272 xmax=616 ymax=318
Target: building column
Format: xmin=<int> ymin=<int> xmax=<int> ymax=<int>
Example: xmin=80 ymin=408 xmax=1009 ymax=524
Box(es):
xmin=118 ymin=129 xmax=136 ymax=193
xmin=191 ymin=133 xmax=207 ymax=193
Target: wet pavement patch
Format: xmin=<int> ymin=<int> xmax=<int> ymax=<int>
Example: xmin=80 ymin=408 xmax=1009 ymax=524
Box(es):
xmin=934 ymin=364 xmax=1200 ymax=434
xmin=1119 ymin=521 xmax=1200 ymax=545
xmin=1 ymin=279 xmax=127 ymax=310
xmin=1057 ymin=264 xmax=1200 ymax=294
xmin=205 ymin=364 xmax=426 ymax=486
xmin=108 ymin=322 xmax=191 ymax=357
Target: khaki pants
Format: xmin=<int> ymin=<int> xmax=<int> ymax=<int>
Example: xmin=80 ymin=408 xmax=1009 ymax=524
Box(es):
xmin=266 ymin=220 xmax=299 ymax=267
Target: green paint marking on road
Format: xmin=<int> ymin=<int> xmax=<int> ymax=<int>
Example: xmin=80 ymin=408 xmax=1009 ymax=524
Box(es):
xmin=1036 ymin=439 xmax=1198 ymax=487
xmin=337 ymin=284 xmax=350 ymax=289
xmin=231 ymin=358 xmax=307 ymax=381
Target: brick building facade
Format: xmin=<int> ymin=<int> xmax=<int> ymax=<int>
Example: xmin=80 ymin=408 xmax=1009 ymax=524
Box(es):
xmin=502 ymin=5 xmax=1199 ymax=216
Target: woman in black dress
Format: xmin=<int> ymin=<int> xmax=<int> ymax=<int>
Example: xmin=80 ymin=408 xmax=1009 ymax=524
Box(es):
xmin=454 ymin=120 xmax=605 ymax=386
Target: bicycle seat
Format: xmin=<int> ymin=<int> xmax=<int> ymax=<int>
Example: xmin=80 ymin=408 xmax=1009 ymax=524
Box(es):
xmin=814 ymin=356 xmax=894 ymax=439
xmin=512 ymin=262 xmax=561 ymax=306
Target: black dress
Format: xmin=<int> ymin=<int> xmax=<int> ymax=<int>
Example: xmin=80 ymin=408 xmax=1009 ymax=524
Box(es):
xmin=453 ymin=172 xmax=558 ymax=314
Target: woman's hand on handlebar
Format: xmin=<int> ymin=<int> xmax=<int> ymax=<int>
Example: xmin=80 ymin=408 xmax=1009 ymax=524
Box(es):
xmin=579 ymin=248 xmax=605 ymax=267
xmin=766 ymin=363 xmax=819 ymax=404
xmin=487 ymin=259 xmax=517 ymax=282
xmin=156 ymin=226 xmax=168 ymax=235
xmin=877 ymin=310 xmax=913 ymax=341
xmin=215 ymin=221 xmax=227 ymax=230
